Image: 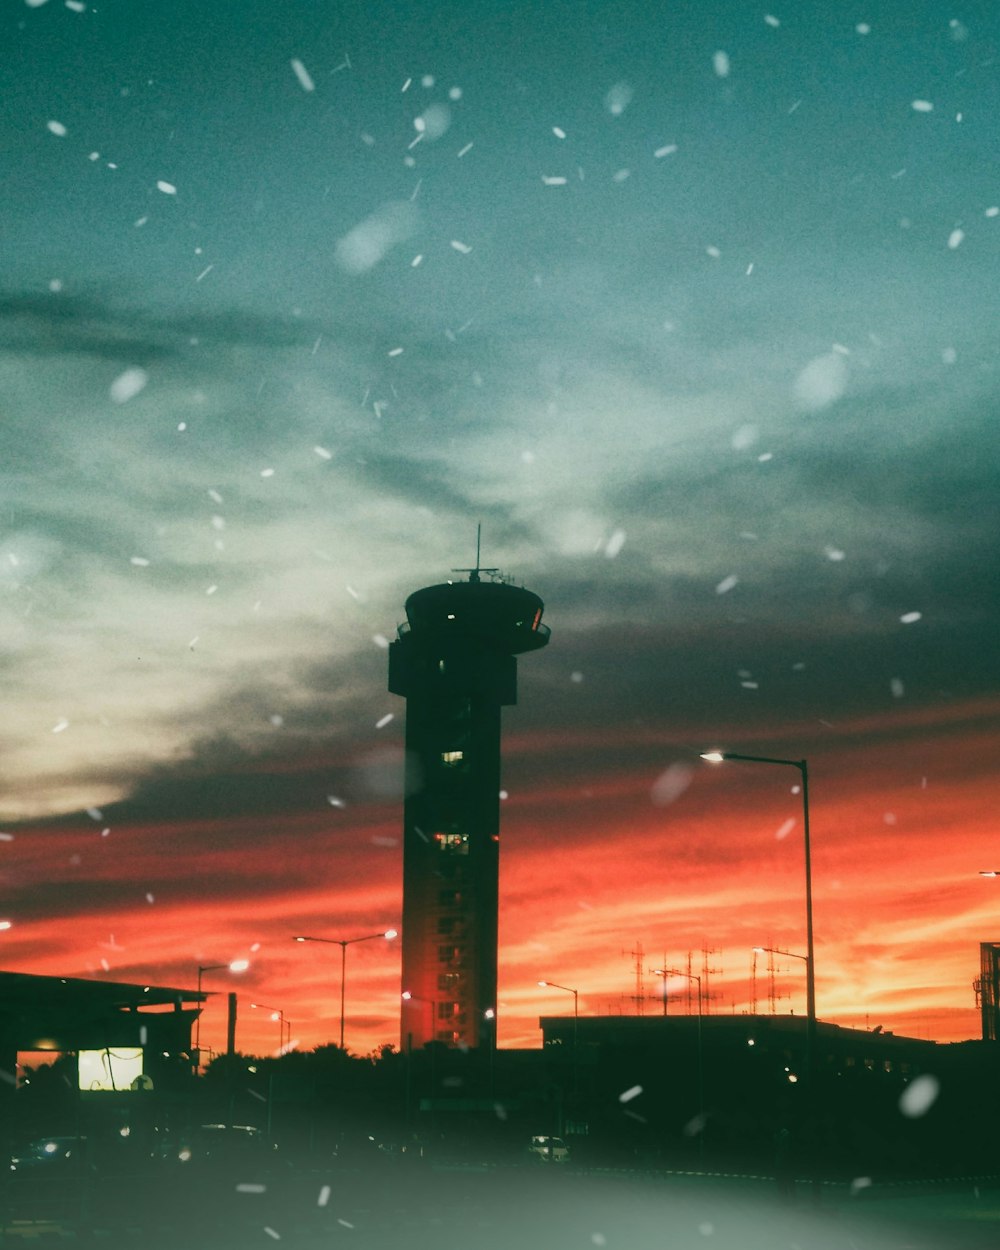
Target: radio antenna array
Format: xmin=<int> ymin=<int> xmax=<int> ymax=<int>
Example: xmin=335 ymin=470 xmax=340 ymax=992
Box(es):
xmin=452 ymin=523 xmax=500 ymax=584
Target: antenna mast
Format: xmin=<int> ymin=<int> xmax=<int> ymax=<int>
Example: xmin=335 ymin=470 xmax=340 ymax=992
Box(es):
xmin=451 ymin=522 xmax=499 ymax=584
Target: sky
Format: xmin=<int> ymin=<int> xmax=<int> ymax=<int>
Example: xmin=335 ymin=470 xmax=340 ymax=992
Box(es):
xmin=2 ymin=0 xmax=999 ymax=1060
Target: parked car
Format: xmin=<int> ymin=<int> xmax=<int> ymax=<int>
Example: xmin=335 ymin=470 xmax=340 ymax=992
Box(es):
xmin=153 ymin=1122 xmax=264 ymax=1162
xmin=9 ymin=1135 xmax=94 ymax=1174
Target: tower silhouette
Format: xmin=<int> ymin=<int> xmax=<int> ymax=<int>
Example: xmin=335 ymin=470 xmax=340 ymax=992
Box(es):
xmin=389 ymin=549 xmax=549 ymax=1050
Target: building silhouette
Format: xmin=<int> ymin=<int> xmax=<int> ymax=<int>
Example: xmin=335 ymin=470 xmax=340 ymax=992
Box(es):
xmin=976 ymin=940 xmax=1000 ymax=1040
xmin=388 ymin=558 xmax=549 ymax=1050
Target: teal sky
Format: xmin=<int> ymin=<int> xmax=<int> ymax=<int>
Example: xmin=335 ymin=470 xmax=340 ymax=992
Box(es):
xmin=4 ymin=0 xmax=998 ymax=797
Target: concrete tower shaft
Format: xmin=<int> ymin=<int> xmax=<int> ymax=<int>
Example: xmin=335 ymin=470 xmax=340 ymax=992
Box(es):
xmin=389 ymin=577 xmax=549 ymax=1050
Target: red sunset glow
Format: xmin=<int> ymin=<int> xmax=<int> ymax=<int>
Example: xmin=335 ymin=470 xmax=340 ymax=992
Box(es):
xmin=6 ymin=696 xmax=998 ymax=1060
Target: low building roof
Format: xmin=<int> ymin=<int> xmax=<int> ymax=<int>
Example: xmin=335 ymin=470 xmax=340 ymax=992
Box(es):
xmin=0 ymin=970 xmax=203 ymax=1012
xmin=0 ymin=970 xmax=204 ymax=1052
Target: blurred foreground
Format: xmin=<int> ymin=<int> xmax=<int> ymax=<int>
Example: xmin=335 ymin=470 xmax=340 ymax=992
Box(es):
xmin=4 ymin=1155 xmax=1000 ymax=1250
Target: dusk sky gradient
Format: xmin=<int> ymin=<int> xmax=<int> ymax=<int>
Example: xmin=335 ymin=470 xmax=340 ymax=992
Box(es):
xmin=2 ymin=0 xmax=999 ymax=1060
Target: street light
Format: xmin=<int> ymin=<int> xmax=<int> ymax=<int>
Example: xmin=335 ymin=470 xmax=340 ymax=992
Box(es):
xmin=483 ymin=1007 xmax=497 ymax=1089
xmin=401 ymin=988 xmax=433 ymax=1031
xmin=650 ymin=967 xmax=669 ymax=1016
xmin=537 ymin=979 xmax=578 ymax=1020
xmin=753 ymin=944 xmax=809 ymax=967
xmin=752 ymin=946 xmax=809 ymax=1044
xmin=701 ymin=750 xmax=816 ymax=1094
xmin=538 ymin=979 xmax=579 ymax=1051
xmin=653 ymin=967 xmax=704 ymax=1148
xmin=538 ymin=979 xmax=581 ymax=1120
xmin=251 ymin=1002 xmax=290 ymax=1052
xmin=195 ymin=958 xmax=250 ymax=1058
xmin=293 ymin=929 xmax=398 ymax=1052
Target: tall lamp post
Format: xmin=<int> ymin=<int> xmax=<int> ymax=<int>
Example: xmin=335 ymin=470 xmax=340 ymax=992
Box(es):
xmin=653 ymin=967 xmax=703 ymax=1149
xmin=195 ymin=958 xmax=250 ymax=1061
xmin=701 ymin=750 xmax=816 ymax=1093
xmin=538 ymin=979 xmax=580 ymax=1129
xmin=400 ymin=989 xmax=435 ymax=1049
xmin=537 ymin=979 xmax=578 ymax=1048
xmin=293 ymin=929 xmax=397 ymax=1052
xmin=483 ymin=1007 xmax=497 ymax=1093
xmin=251 ymin=1002 xmax=290 ymax=1052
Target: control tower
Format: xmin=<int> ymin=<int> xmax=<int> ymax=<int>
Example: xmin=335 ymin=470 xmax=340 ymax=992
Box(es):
xmin=388 ymin=549 xmax=549 ymax=1050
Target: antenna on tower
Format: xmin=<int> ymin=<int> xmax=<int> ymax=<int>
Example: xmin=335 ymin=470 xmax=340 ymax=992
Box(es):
xmin=452 ymin=523 xmax=499 ymax=584
xmin=620 ymin=941 xmax=646 ymax=1015
xmin=751 ymin=948 xmax=759 ymax=1015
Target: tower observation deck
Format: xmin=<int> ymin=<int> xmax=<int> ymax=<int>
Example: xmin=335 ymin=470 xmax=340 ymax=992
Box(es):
xmin=388 ymin=563 xmax=549 ymax=1050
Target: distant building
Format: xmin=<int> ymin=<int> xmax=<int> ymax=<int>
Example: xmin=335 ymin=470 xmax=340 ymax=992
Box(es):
xmin=977 ymin=941 xmax=1000 ymax=1040
xmin=539 ymin=1011 xmax=944 ymax=1080
xmin=389 ymin=562 xmax=549 ymax=1049
xmin=537 ymin=1012 xmax=1000 ymax=1174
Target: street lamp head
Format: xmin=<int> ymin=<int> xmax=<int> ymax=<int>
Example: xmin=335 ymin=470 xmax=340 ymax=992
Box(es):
xmin=700 ymin=751 xmax=726 ymax=763
xmin=384 ymin=929 xmax=398 ymax=940
xmin=538 ymin=978 xmax=577 ymax=998
xmin=292 ymin=936 xmax=307 ymax=942
xmin=199 ymin=958 xmax=250 ymax=976
xmin=401 ymin=990 xmax=413 ymax=1001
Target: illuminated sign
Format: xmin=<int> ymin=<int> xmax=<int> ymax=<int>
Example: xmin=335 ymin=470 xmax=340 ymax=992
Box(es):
xmin=77 ymin=1047 xmax=144 ymax=1092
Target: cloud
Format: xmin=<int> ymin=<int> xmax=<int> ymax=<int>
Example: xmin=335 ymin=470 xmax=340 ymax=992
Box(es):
xmin=0 ymin=297 xmax=463 ymax=814
xmin=3 ymin=279 xmax=999 ymax=836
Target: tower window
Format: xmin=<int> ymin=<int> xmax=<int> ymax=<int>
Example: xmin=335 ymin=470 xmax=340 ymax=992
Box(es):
xmin=441 ymin=750 xmax=464 ymax=765
xmin=435 ymin=832 xmax=469 ymax=854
